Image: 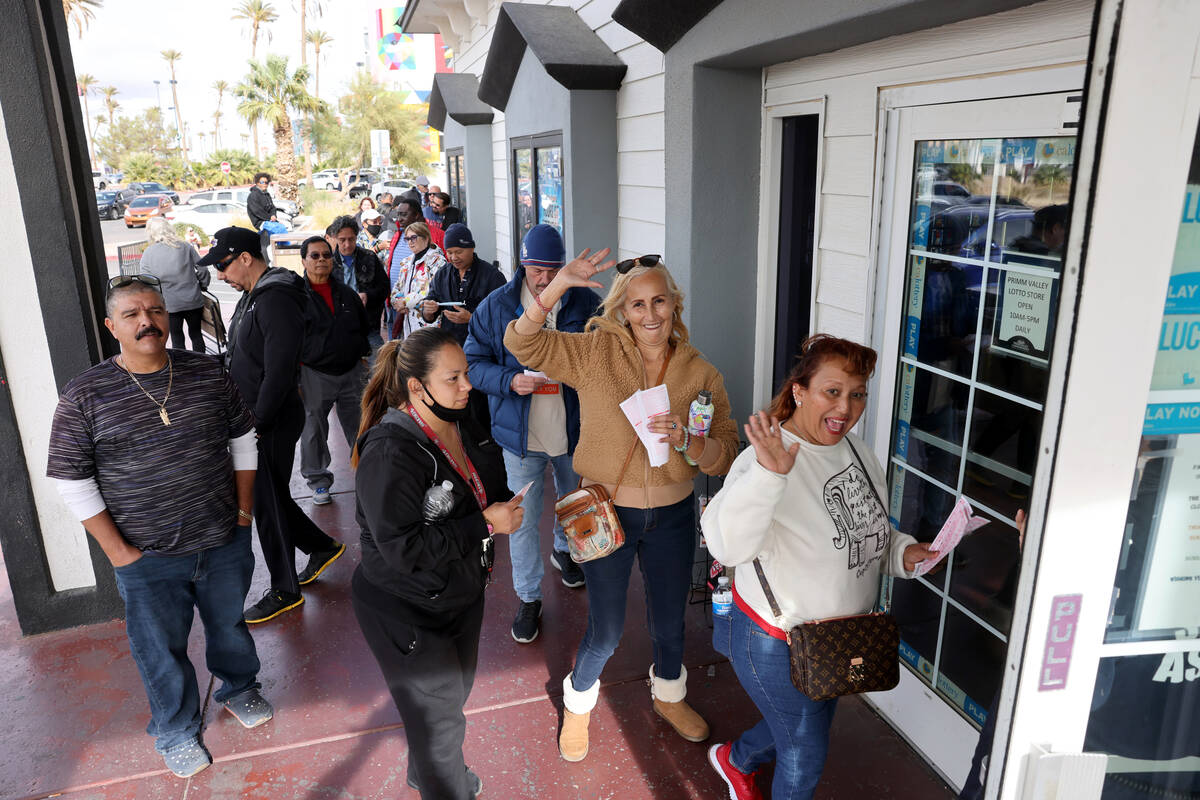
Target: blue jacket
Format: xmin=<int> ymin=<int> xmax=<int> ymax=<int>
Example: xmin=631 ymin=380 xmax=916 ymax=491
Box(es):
xmin=464 ymin=267 xmax=600 ymax=457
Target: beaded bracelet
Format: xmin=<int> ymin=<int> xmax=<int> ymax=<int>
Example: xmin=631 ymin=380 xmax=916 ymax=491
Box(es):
xmin=673 ymin=429 xmax=691 ymax=453
xmin=533 ymin=292 xmax=551 ymax=316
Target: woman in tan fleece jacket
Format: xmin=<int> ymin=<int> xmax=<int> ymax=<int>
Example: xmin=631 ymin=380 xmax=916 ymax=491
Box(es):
xmin=504 ymin=248 xmax=738 ymax=763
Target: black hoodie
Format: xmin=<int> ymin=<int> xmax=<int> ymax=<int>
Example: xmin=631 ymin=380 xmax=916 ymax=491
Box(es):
xmin=226 ymin=267 xmax=307 ymax=428
xmin=353 ymin=407 xmax=512 ymax=631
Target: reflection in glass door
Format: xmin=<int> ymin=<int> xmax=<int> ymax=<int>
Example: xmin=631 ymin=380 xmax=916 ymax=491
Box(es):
xmin=888 ymin=134 xmax=1075 ymax=729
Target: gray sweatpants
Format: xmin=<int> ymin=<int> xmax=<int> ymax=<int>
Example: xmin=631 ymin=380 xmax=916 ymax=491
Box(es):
xmin=299 ymin=363 xmax=367 ymax=491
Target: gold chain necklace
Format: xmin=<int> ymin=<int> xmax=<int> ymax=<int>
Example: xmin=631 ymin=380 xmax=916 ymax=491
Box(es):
xmin=118 ymin=354 xmax=174 ymax=426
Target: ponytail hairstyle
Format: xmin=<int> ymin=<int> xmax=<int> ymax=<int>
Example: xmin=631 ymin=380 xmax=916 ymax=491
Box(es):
xmin=768 ymin=334 xmax=878 ymax=421
xmin=352 ymin=326 xmax=460 ymax=466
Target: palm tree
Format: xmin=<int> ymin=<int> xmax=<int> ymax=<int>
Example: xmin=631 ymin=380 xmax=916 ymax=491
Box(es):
xmin=232 ymin=0 xmax=278 ymax=159
xmin=161 ymin=49 xmax=188 ymax=163
xmin=62 ymin=0 xmax=102 ymax=37
xmin=306 ymin=29 xmax=332 ymax=101
xmin=100 ymin=85 xmax=119 ymax=127
xmin=235 ymin=55 xmax=322 ymax=201
xmin=213 ymin=80 xmax=229 ymax=149
xmin=77 ymin=73 xmax=97 ymax=165
xmin=297 ymin=2 xmax=323 ymax=183
xmin=197 ymin=131 xmax=207 ymax=159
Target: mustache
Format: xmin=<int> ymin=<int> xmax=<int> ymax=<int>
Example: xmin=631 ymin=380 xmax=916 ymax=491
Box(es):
xmin=135 ymin=326 xmax=162 ymax=340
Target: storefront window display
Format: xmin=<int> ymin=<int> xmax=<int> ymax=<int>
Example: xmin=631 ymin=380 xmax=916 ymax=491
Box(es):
xmin=1084 ymin=120 xmax=1200 ymax=800
xmin=511 ymin=133 xmax=563 ymax=261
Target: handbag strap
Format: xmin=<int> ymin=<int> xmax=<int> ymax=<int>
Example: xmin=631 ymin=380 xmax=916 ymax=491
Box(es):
xmin=750 ymin=436 xmax=891 ymax=623
xmin=610 ymin=346 xmax=675 ymax=494
xmin=844 ymin=436 xmax=891 ymax=613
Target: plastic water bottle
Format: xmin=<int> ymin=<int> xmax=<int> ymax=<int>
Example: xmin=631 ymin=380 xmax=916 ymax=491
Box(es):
xmin=422 ymin=480 xmax=455 ymax=521
xmin=712 ymin=576 xmax=733 ymax=617
xmin=685 ymin=390 xmax=714 ymax=466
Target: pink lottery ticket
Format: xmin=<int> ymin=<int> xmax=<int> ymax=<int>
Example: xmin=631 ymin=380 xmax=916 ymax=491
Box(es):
xmin=913 ymin=496 xmax=989 ymax=576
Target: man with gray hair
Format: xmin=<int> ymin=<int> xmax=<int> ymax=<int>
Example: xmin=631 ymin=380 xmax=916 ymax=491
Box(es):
xmin=47 ymin=274 xmax=272 ymax=778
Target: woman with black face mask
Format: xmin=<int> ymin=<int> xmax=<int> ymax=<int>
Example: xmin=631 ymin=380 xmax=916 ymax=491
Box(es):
xmin=351 ymin=327 xmax=526 ymax=800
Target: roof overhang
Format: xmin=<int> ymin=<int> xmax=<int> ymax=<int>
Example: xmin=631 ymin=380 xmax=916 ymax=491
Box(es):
xmin=611 ymin=0 xmax=724 ymax=52
xmin=478 ymin=3 xmax=628 ymax=111
xmin=427 ymin=73 xmax=495 ymax=131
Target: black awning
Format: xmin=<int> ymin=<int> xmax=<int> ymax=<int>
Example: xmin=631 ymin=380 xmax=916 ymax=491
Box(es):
xmin=478 ymin=3 xmax=628 ymax=110
xmin=428 ymin=73 xmax=495 ymax=132
xmin=611 ymin=0 xmax=724 ymax=53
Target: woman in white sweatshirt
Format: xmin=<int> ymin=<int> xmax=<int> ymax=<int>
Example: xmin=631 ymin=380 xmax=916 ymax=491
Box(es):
xmin=702 ymin=334 xmax=936 ymax=800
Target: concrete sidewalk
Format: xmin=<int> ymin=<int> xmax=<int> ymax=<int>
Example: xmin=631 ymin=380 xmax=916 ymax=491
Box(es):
xmin=0 ymin=432 xmax=955 ymax=799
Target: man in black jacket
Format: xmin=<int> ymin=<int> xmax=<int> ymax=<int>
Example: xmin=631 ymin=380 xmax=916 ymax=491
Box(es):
xmin=202 ymin=227 xmax=345 ymax=624
xmin=246 ymin=173 xmax=277 ymax=267
xmin=297 ymin=236 xmax=369 ymax=507
xmin=329 ymin=215 xmax=389 ymax=357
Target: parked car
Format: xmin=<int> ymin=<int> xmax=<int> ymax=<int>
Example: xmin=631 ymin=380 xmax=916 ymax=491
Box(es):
xmin=345 ymin=170 xmax=381 ymax=199
xmin=165 ymin=200 xmax=245 ymax=236
xmin=124 ymin=194 xmax=173 ymax=228
xmin=95 ymin=188 xmax=137 ymax=220
xmin=184 ymin=188 xmax=297 ymax=225
xmin=371 ymin=178 xmax=415 ymax=202
xmin=92 ymin=171 xmax=109 ymax=191
xmin=301 ymin=169 xmax=342 ymax=190
xmin=128 ymin=182 xmax=181 ymax=204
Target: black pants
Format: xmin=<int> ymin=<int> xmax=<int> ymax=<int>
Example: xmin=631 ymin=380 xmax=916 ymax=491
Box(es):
xmin=254 ymin=396 xmax=337 ymax=595
xmin=353 ymin=576 xmax=484 ymax=800
xmin=169 ymin=308 xmax=205 ymax=353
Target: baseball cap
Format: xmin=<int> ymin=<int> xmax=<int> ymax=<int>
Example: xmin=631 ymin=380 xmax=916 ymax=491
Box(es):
xmin=520 ymin=224 xmax=565 ymax=268
xmin=361 ymin=209 xmax=382 ymax=221
xmin=197 ymin=226 xmax=264 ymax=266
xmin=415 ymin=175 xmax=430 ymax=187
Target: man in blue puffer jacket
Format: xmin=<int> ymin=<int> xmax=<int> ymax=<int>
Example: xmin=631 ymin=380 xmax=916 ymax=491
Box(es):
xmin=465 ymin=225 xmax=600 ymax=644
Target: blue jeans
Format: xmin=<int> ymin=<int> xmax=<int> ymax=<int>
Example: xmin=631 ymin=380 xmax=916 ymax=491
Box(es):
xmin=113 ymin=525 xmax=261 ymax=753
xmin=571 ymin=495 xmax=695 ymax=691
xmin=713 ymin=604 xmax=837 ymax=800
xmin=501 ymin=448 xmax=575 ymax=602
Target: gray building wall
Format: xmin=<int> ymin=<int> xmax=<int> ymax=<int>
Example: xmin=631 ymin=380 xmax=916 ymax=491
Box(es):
xmin=663 ymin=0 xmax=1043 ymax=422
xmin=443 ymin=118 xmax=497 ymax=262
xmin=500 ymin=48 xmax=619 ymax=269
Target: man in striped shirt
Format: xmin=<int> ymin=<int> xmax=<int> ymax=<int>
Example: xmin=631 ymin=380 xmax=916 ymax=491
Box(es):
xmin=46 ymin=276 xmax=273 ymax=779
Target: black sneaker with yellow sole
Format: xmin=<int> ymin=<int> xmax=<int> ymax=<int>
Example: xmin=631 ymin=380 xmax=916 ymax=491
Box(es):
xmin=298 ymin=541 xmax=346 ymax=586
xmin=244 ymin=589 xmax=304 ymax=624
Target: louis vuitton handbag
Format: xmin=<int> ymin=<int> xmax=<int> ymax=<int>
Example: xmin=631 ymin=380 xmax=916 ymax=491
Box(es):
xmin=749 ymin=437 xmax=900 ymax=701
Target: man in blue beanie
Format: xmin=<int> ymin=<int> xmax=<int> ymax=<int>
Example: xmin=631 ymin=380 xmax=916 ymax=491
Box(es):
xmin=421 ymin=222 xmax=506 ymax=427
xmin=464 ymin=224 xmax=600 ymax=643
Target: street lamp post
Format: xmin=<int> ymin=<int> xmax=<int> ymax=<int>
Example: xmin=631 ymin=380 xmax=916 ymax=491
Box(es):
xmin=153 ymin=80 xmax=163 ymax=127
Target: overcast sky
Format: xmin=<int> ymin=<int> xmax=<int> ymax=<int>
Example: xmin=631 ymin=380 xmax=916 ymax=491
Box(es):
xmin=68 ymin=0 xmax=394 ymax=158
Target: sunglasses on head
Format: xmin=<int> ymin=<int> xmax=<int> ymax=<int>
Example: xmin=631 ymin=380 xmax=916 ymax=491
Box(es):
xmin=615 ymin=254 xmax=662 ymax=274
xmin=105 ymin=274 xmax=162 ymax=295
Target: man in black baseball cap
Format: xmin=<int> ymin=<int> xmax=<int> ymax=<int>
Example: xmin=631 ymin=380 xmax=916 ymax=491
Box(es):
xmin=202 ymin=227 xmax=345 ymax=624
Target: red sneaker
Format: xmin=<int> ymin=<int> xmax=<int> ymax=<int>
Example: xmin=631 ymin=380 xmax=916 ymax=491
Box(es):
xmin=708 ymin=742 xmax=764 ymax=800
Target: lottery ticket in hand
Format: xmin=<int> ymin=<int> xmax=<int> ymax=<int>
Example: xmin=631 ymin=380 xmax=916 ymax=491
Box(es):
xmin=913 ymin=496 xmax=989 ymax=576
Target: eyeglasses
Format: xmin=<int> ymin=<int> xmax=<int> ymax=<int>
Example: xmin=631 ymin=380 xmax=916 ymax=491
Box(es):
xmin=307 ymin=252 xmax=334 ymax=261
xmin=216 ymin=254 xmax=239 ymax=270
xmin=257 ymin=180 xmax=269 ymax=186
xmin=615 ymin=254 xmax=662 ymax=274
xmin=105 ymin=274 xmax=162 ymax=295
xmin=403 ymin=235 xmax=421 ymax=243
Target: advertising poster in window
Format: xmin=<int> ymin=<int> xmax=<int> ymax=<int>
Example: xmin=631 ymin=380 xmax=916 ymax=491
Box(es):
xmin=1126 ymin=174 xmax=1200 ymax=634
xmin=514 ymin=148 xmax=535 ymax=244
xmin=537 ymin=147 xmax=563 ymax=233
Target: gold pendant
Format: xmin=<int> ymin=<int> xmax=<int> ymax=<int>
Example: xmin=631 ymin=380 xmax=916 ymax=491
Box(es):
xmin=159 ymin=408 xmax=171 ymax=426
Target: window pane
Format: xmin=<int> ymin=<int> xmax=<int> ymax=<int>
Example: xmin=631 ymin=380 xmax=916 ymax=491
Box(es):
xmin=889 ymin=465 xmax=956 ymax=591
xmin=514 ymin=147 xmax=534 ymax=245
xmin=962 ymin=388 xmax=1039 ymax=520
xmin=892 ymin=363 xmax=969 ymax=488
xmin=947 ymin=506 xmax=1021 ymax=634
xmin=936 ymin=603 xmax=1006 ymax=728
xmin=536 ymin=146 xmax=563 ymax=232
xmin=894 ymin=576 xmax=942 ymax=688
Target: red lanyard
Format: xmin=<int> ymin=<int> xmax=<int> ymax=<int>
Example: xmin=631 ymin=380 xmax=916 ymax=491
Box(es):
xmin=404 ymin=405 xmax=487 ymax=509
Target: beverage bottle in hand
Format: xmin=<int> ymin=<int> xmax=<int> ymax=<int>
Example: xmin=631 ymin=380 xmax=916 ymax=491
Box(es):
xmin=685 ymin=390 xmax=714 ymax=466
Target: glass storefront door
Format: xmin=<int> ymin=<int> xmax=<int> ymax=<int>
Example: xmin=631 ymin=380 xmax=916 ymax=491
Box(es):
xmin=871 ymin=92 xmax=1080 ymax=784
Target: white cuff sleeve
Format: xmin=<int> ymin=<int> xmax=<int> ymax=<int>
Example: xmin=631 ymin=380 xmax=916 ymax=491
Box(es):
xmin=54 ymin=477 xmax=107 ymax=521
xmin=230 ymin=429 xmax=258 ymax=471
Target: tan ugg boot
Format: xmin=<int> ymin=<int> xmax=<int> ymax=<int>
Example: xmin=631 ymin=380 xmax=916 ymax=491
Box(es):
xmin=559 ymin=710 xmax=591 ymax=762
xmin=560 ymin=672 xmax=599 ymax=762
xmin=650 ymin=664 xmax=710 ymax=743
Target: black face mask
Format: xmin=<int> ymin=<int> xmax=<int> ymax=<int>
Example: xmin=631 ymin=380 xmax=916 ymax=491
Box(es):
xmin=367 ymin=224 xmax=381 ymax=237
xmin=420 ymin=382 xmax=470 ymax=423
